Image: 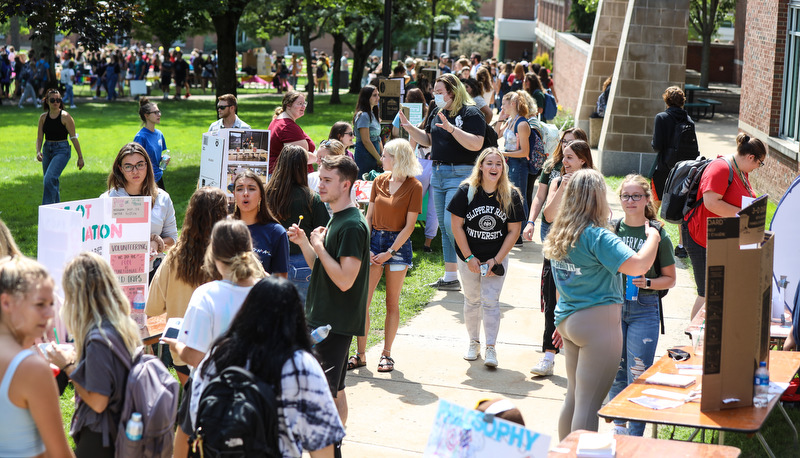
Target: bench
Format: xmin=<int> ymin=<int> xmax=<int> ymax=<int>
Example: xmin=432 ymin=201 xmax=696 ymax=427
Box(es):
xmin=697 ymin=98 xmax=722 ymax=119
xmin=685 ymin=102 xmax=711 ymax=119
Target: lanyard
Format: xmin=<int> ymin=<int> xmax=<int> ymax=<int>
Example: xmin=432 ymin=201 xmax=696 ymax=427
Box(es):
xmin=730 ymin=156 xmax=754 ymax=197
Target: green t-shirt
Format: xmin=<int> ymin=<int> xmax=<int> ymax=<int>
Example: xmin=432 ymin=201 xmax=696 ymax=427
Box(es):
xmin=305 ymin=206 xmax=370 ymax=336
xmin=615 ymin=221 xmax=675 ymax=296
xmin=279 ymin=185 xmax=330 ymax=255
xmin=538 ymin=162 xmax=562 ymax=223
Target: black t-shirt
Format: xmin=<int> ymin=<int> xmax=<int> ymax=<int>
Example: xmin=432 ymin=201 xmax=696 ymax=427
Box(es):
xmin=425 ymin=105 xmax=485 ymax=165
xmin=447 ymin=183 xmax=525 ymax=262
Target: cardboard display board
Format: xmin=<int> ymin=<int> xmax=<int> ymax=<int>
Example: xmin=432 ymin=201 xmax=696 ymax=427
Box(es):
xmin=379 ymin=78 xmax=404 ymax=121
xmin=38 ymin=197 xmax=151 ymax=341
xmin=424 ymin=399 xmax=549 ymax=457
xmin=199 ymin=129 xmax=270 ymax=206
xmin=701 ymin=195 xmax=773 ymax=411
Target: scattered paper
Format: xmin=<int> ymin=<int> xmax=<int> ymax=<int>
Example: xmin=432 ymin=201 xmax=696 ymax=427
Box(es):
xmin=769 ymin=381 xmax=790 ymax=394
xmin=722 ymin=398 xmax=740 ymax=404
xmin=675 ymin=364 xmax=702 ymax=370
xmin=576 ymin=433 xmax=616 ymax=458
xmin=629 ymin=396 xmax=685 ymax=410
xmin=642 ymin=388 xmax=689 ymax=401
xmin=645 ymin=372 xmax=697 ymax=388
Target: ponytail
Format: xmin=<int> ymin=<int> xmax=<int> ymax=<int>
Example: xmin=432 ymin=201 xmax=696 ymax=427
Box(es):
xmin=226 ymin=251 xmax=266 ymax=284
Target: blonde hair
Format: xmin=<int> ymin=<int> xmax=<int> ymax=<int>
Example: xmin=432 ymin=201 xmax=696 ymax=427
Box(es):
xmin=203 ymin=220 xmax=266 ymax=283
xmin=436 ymin=73 xmax=475 ymax=115
xmin=617 ymin=174 xmax=657 ymax=220
xmin=543 ymin=169 xmax=610 ymax=261
xmin=502 ymin=90 xmax=532 ymax=118
xmin=383 ymin=139 xmax=422 ymax=178
xmin=0 ymin=256 xmax=51 ymax=301
xmin=318 ymin=139 xmax=346 ymax=157
xmin=0 ymin=219 xmax=21 ymax=258
xmin=463 ymin=148 xmax=521 ymax=217
xmin=61 ymin=252 xmax=141 ymax=360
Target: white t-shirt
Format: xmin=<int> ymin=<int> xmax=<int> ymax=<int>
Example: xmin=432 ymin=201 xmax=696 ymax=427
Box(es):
xmin=60 ymin=67 xmax=75 ymax=86
xmin=178 ymin=280 xmax=253 ymax=359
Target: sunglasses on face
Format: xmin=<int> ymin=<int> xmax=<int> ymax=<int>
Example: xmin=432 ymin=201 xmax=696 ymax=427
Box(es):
xmin=49 ymin=98 xmax=62 ymax=103
xmin=217 ymin=105 xmax=231 ymax=110
xmin=148 ymin=110 xmax=161 ymax=115
xmin=344 ymin=131 xmax=355 ymax=137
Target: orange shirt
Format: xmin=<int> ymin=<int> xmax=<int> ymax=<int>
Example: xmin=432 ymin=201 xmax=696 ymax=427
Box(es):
xmin=369 ymin=173 xmax=423 ymax=231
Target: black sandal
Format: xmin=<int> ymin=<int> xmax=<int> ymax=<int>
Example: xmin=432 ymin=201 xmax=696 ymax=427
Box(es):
xmin=377 ymin=355 xmax=395 ymax=372
xmin=347 ymin=353 xmax=366 ymax=370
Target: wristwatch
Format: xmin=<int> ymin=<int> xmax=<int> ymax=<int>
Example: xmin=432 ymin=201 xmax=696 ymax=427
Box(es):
xmin=389 ymin=248 xmax=398 ymax=256
xmin=645 ymin=279 xmax=652 ymax=288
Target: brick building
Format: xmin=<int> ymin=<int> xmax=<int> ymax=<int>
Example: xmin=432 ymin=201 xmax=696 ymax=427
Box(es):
xmin=739 ymin=0 xmax=800 ymax=199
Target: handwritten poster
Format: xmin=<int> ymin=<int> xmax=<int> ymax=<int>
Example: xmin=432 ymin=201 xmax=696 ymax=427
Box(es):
xmin=38 ymin=197 xmax=151 ymax=340
xmin=423 ymin=400 xmax=549 ymax=458
xmin=405 ymin=103 xmax=424 ymax=125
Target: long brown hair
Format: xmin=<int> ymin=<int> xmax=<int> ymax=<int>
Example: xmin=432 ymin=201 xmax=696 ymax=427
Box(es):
xmin=263 ymin=145 xmax=312 ymax=222
xmin=107 ymin=142 xmax=159 ymax=206
xmin=232 ymin=169 xmax=279 ymax=225
xmin=542 ymin=127 xmax=588 ymax=174
xmin=167 ymin=187 xmax=229 ymax=286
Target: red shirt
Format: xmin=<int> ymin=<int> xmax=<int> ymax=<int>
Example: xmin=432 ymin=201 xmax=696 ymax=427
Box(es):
xmin=266 ymin=117 xmax=316 ymax=174
xmin=686 ymin=157 xmax=755 ymax=248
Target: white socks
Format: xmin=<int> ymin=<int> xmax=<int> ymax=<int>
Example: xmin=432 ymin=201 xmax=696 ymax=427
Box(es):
xmin=443 ymin=271 xmax=459 ymax=282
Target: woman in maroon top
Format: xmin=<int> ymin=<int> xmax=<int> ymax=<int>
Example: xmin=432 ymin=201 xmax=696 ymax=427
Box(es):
xmin=267 ymin=91 xmax=316 ymax=175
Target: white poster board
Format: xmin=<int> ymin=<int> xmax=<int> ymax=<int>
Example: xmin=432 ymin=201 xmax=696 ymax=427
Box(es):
xmin=423 ymin=400 xmax=550 ymax=457
xmin=199 ymin=129 xmax=270 ymax=206
xmin=404 ymin=103 xmax=424 ymax=126
xmin=130 ymin=79 xmax=147 ymax=96
xmin=38 ymin=197 xmax=151 ymax=341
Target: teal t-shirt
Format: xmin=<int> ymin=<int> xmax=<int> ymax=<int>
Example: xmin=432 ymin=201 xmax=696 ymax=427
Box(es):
xmin=355 ymin=111 xmax=381 ymax=142
xmin=305 ymin=207 xmax=370 ymax=336
xmin=551 ymin=225 xmax=635 ymax=326
xmin=615 ymin=221 xmax=675 ymax=297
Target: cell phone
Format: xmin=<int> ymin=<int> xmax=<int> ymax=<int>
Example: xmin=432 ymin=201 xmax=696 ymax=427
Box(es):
xmin=163 ymin=318 xmax=183 ymax=340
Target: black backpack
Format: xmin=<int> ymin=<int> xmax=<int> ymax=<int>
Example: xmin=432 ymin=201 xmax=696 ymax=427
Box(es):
xmin=659 ymin=157 xmax=732 ymax=224
xmin=191 ymin=366 xmax=280 ymax=458
xmin=660 ymin=116 xmax=699 ymax=170
xmin=482 ymin=119 xmax=498 ymax=150
xmin=612 ymin=218 xmax=668 ymax=334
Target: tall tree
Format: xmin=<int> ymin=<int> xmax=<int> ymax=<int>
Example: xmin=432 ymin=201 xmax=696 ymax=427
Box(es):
xmin=134 ymin=0 xmax=209 ymax=52
xmin=0 ymin=0 xmax=140 ymax=87
xmin=690 ymin=0 xmax=735 ymax=88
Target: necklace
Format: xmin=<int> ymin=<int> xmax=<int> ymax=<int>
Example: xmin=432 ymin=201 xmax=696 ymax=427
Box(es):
xmin=731 ymin=156 xmax=754 ymax=197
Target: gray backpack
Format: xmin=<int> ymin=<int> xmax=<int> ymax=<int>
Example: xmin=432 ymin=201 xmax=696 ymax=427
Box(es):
xmin=100 ymin=337 xmax=179 ymax=458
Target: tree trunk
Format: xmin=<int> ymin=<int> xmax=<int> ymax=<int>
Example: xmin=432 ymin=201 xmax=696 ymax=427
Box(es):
xmin=349 ymin=49 xmax=366 ymax=94
xmin=429 ymin=0 xmax=437 ymax=59
xmin=212 ymin=11 xmax=244 ymax=97
xmin=330 ymin=34 xmax=344 ymax=104
xmin=31 ymin=24 xmax=56 ymax=91
xmin=301 ymin=37 xmax=315 ymax=113
xmin=10 ymin=16 xmax=20 ymax=50
xmin=699 ymin=34 xmax=711 ymax=88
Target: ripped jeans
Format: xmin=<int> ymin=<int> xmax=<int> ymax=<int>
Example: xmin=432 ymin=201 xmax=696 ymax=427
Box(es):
xmin=608 ymin=295 xmax=660 ymax=436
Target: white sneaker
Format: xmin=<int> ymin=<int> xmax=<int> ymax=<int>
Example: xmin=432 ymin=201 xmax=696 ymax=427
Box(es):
xmin=464 ymin=340 xmax=480 ymax=361
xmin=484 ymin=346 xmax=498 ymax=367
xmin=613 ymin=425 xmax=629 ymax=436
xmin=70 ymin=104 xmax=77 ymax=108
xmin=530 ymin=357 xmax=555 ymax=376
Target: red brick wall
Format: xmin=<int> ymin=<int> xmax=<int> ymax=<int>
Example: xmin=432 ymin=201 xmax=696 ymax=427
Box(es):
xmin=503 ymin=0 xmax=536 ymax=20
xmin=553 ymin=34 xmax=589 ymax=115
xmin=741 ymin=0 xmax=798 ymax=200
xmin=686 ymin=42 xmax=735 ymax=84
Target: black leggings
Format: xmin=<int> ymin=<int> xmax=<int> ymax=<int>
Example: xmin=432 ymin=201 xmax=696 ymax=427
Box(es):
xmin=74 ymin=429 xmax=114 ymax=458
xmin=541 ymin=258 xmax=559 ymax=353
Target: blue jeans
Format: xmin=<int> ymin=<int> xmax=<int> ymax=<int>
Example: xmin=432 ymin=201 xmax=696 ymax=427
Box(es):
xmin=41 ymin=140 xmax=71 ymax=205
xmin=354 ymin=139 xmax=381 ymax=178
xmin=540 ymin=220 xmax=552 ymax=242
xmin=507 ymin=157 xmax=529 ymax=216
xmin=370 ymin=229 xmax=413 ymax=267
xmin=416 ymin=158 xmax=439 ymax=239
xmin=64 ymin=84 xmax=74 ymax=106
xmin=106 ymin=73 xmax=118 ymax=100
xmin=608 ymin=295 xmax=660 ymax=436
xmin=432 ymin=163 xmax=473 ymax=264
xmin=288 ymin=253 xmax=311 ymax=302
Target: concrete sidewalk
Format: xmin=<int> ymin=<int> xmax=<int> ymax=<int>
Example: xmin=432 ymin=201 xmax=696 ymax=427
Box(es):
xmin=339 ymin=114 xmax=740 ymax=456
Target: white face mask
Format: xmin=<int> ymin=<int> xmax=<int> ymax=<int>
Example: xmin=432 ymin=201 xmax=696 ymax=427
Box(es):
xmin=434 ymin=93 xmax=447 ymax=109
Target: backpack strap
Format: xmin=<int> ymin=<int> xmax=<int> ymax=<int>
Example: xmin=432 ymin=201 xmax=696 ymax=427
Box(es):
xmin=686 ymin=157 xmax=734 ymax=223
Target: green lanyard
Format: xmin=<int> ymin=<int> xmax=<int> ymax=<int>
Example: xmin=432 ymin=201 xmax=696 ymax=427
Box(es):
xmin=730 ymin=156 xmax=754 ymax=197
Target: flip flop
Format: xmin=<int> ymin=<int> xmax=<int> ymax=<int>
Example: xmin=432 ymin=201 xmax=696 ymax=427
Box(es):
xmin=377 ymin=355 xmax=394 ymax=372
xmin=347 ymin=353 xmax=366 ymax=371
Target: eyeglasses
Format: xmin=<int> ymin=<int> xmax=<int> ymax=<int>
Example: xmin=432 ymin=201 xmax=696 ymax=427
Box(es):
xmin=667 ymin=348 xmax=690 ymax=362
xmin=344 ymin=131 xmax=355 ymax=137
xmin=148 ymin=110 xmax=161 ymax=115
xmin=757 ymin=158 xmax=765 ymax=167
xmin=294 ymin=101 xmax=308 ymax=107
xmin=121 ymin=162 xmax=148 ymax=173
xmin=217 ymin=105 xmax=231 ymax=110
xmin=49 ymin=98 xmax=62 ymax=104
xmin=620 ymin=194 xmax=644 ymax=202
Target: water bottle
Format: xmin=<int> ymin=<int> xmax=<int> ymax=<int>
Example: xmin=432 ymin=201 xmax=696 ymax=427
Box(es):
xmin=310 ymin=324 xmax=332 ymax=345
xmin=125 ymin=412 xmax=143 ymax=441
xmin=159 ymin=150 xmax=171 ymax=171
xmin=131 ymin=290 xmax=146 ymax=329
xmin=625 ymin=275 xmax=639 ymax=301
xmin=753 ymin=361 xmax=770 ymax=408
xmin=694 ymin=319 xmax=705 ymax=356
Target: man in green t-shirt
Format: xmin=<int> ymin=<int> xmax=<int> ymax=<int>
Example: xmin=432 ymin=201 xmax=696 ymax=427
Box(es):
xmin=287 ymin=155 xmax=369 ymax=450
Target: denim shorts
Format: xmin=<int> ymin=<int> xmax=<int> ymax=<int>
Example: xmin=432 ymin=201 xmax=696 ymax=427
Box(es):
xmin=370 ymin=229 xmax=413 ymax=267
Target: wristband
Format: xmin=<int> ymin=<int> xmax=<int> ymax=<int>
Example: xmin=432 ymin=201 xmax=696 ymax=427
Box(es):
xmin=465 ymin=254 xmax=475 ymax=262
xmin=527 ymin=220 xmax=536 ymax=225
xmin=646 ymin=278 xmax=651 ymax=289
xmin=60 ymin=362 xmax=74 ymax=372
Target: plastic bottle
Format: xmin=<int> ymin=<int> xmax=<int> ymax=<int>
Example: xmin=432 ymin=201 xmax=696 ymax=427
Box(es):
xmin=694 ymin=319 xmax=705 ymax=356
xmin=625 ymin=275 xmax=639 ymax=301
xmin=310 ymin=324 xmax=332 ymax=345
xmin=125 ymin=412 xmax=143 ymax=441
xmin=753 ymin=361 xmax=770 ymax=408
xmin=131 ymin=290 xmax=146 ymax=329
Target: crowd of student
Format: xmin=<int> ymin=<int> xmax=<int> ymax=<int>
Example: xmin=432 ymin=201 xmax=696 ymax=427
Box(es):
xmin=1 ymin=48 xmax=783 ymax=456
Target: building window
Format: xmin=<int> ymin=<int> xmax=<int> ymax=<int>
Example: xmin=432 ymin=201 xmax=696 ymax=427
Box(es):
xmin=780 ymin=3 xmax=800 ymax=141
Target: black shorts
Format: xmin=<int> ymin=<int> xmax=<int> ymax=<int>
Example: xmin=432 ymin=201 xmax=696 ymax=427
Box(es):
xmin=312 ymin=330 xmax=352 ymax=396
xmin=177 ymin=378 xmax=194 ymax=434
xmin=683 ymin=220 xmax=706 ymax=297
